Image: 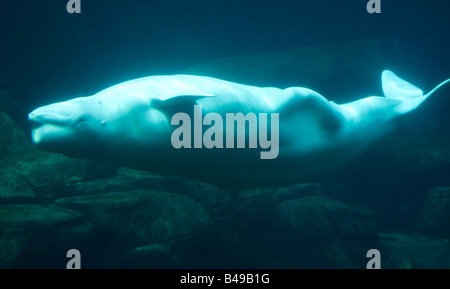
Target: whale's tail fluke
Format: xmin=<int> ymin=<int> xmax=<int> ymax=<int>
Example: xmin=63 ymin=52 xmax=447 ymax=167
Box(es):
xmin=382 ymin=70 xmax=450 ymax=114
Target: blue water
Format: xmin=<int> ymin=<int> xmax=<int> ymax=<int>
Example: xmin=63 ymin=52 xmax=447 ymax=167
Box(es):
xmin=1 ymin=0 xmax=449 ymax=269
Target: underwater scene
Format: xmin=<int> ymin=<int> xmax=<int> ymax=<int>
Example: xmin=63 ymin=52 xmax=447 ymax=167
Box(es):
xmin=0 ymin=0 xmax=449 ymax=270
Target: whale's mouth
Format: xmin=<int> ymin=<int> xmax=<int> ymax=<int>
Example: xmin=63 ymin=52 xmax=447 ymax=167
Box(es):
xmin=28 ymin=108 xmax=75 ymax=146
xmin=28 ymin=111 xmax=72 ymax=126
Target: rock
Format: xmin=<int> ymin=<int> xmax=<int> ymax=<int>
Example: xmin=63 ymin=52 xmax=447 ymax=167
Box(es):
xmin=417 ymin=187 xmax=450 ymax=238
xmin=0 ymin=188 xmax=214 ymax=268
xmin=183 ymin=40 xmax=399 ymax=101
xmin=208 ymin=195 xmax=378 ymax=268
xmin=324 ymin=137 xmax=450 ymax=231
xmin=0 ymin=165 xmax=36 ymax=200
xmin=57 ymin=168 xmax=323 ymax=215
xmin=100 ymin=230 xmax=215 ymax=269
xmin=113 ymin=169 xmax=323 ymax=213
xmin=0 ymin=178 xmax=413 ymax=268
xmin=379 ymin=232 xmax=450 ymax=269
xmin=0 ymin=204 xmax=85 ymax=232
xmin=57 ymin=167 xmax=224 ymax=205
xmin=0 ymin=112 xmax=28 ymax=154
xmin=81 ymin=189 xmax=378 ymax=268
xmin=55 ymin=190 xmax=214 ymax=251
xmin=0 ymin=149 xmax=118 ymax=201
xmin=208 ymin=183 xmax=322 ymax=218
xmin=24 ymin=181 xmax=377 ymax=268
xmin=0 ymin=204 xmax=95 ymax=268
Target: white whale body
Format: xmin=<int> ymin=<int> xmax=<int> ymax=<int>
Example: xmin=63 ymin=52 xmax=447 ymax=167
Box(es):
xmin=28 ymin=70 xmax=450 ymax=188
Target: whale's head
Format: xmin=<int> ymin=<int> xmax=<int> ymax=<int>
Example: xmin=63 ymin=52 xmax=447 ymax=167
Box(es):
xmin=28 ymin=97 xmax=100 ymax=155
xmin=28 ymin=90 xmax=171 ymax=161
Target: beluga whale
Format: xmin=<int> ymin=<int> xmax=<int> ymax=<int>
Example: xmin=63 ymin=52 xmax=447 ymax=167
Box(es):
xmin=28 ymin=71 xmax=450 ymax=188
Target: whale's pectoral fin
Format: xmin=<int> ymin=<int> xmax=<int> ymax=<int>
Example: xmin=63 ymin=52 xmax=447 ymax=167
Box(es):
xmin=382 ymin=70 xmax=450 ymax=114
xmin=152 ymin=93 xmax=216 ymax=117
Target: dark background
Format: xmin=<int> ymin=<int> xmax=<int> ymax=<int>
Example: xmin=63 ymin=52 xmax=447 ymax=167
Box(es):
xmin=1 ymin=0 xmax=449 ymax=130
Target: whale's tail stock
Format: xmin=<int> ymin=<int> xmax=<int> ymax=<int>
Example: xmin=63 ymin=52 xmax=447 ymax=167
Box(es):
xmin=382 ymin=70 xmax=450 ymax=114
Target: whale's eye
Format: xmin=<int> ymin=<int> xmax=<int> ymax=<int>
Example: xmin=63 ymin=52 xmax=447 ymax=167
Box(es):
xmin=75 ymin=116 xmax=88 ymax=127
